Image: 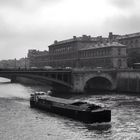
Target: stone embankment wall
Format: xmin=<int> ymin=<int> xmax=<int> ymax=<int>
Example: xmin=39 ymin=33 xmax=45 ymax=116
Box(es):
xmin=117 ymin=70 xmax=140 ymax=93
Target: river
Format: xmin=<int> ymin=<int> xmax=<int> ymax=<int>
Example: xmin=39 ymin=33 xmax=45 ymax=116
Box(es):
xmin=0 ymin=78 xmax=140 ymax=140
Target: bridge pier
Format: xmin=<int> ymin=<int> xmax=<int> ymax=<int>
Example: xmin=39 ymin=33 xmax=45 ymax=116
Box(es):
xmin=11 ymin=76 xmax=17 ymax=83
xmin=71 ymin=73 xmax=85 ymax=93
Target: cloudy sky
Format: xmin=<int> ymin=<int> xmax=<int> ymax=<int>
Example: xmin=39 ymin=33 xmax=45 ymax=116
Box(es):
xmin=0 ymin=0 xmax=140 ymax=60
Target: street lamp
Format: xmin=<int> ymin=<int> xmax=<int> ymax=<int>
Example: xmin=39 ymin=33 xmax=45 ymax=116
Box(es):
xmin=15 ymin=58 xmax=17 ymax=69
xmin=25 ymin=57 xmax=27 ymax=70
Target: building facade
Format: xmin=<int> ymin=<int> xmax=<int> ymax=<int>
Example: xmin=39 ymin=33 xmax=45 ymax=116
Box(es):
xmin=108 ymin=32 xmax=140 ymax=67
xmin=48 ymin=35 xmax=127 ymax=69
xmin=48 ymin=35 xmax=108 ymax=68
xmin=78 ymin=42 xmax=127 ymax=69
xmin=28 ymin=49 xmax=49 ymax=68
xmin=27 ymin=33 xmax=131 ymax=69
xmin=116 ymin=32 xmax=140 ymax=67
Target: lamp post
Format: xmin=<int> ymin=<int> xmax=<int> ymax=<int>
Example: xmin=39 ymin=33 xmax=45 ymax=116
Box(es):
xmin=15 ymin=58 xmax=17 ymax=70
xmin=25 ymin=57 xmax=27 ymax=70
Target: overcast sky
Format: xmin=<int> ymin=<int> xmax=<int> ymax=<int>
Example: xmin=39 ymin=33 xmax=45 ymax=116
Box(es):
xmin=0 ymin=0 xmax=140 ymax=60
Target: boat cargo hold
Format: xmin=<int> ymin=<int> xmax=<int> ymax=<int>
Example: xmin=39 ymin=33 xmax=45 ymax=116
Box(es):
xmin=30 ymin=92 xmax=111 ymax=123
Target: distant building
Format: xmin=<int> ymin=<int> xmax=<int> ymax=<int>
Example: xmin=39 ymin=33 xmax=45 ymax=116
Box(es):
xmin=27 ymin=33 xmax=131 ymax=69
xmin=108 ymin=32 xmax=140 ymax=67
xmin=0 ymin=58 xmax=29 ymax=69
xmin=48 ymin=35 xmax=127 ymax=69
xmin=116 ymin=32 xmax=140 ymax=67
xmin=48 ymin=35 xmax=108 ymax=68
xmin=27 ymin=49 xmax=49 ymax=68
xmin=116 ymin=32 xmax=140 ymax=49
xmin=78 ymin=42 xmax=127 ymax=69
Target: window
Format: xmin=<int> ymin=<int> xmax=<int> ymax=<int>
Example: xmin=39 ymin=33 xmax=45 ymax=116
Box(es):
xmin=135 ymin=39 xmax=138 ymax=48
xmin=118 ymin=59 xmax=121 ymax=68
xmin=118 ymin=48 xmax=121 ymax=55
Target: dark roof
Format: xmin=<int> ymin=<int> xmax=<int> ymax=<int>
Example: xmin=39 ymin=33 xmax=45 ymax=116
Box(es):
xmin=79 ymin=42 xmax=125 ymax=51
xmin=117 ymin=32 xmax=140 ymax=39
xmin=49 ymin=36 xmax=108 ymax=46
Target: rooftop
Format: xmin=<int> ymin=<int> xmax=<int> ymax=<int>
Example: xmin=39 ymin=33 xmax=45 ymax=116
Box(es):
xmin=49 ymin=35 xmax=108 ymax=46
xmin=28 ymin=49 xmax=48 ymax=56
xmin=117 ymin=32 xmax=140 ymax=39
xmin=79 ymin=42 xmax=125 ymax=51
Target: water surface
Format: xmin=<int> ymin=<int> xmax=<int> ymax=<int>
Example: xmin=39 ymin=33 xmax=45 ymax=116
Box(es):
xmin=0 ymin=78 xmax=140 ymax=140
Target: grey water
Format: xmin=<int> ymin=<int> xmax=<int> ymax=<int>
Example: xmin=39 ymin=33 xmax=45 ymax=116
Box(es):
xmin=0 ymin=78 xmax=140 ymax=140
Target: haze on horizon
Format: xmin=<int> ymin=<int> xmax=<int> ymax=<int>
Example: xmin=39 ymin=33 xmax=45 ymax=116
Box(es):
xmin=0 ymin=0 xmax=140 ymax=60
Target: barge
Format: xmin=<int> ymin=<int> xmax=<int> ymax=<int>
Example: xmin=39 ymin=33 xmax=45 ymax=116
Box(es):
xmin=30 ymin=92 xmax=111 ymax=123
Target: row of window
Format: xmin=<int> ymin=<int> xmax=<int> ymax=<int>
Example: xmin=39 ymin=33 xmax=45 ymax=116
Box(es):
xmin=120 ymin=38 xmax=140 ymax=48
xmin=49 ymin=58 xmax=125 ymax=68
xmin=33 ymin=57 xmax=49 ymax=60
xmin=31 ymin=48 xmax=124 ymax=62
xmin=30 ymin=56 xmax=126 ymax=68
xmin=79 ymin=48 xmax=111 ymax=58
xmin=51 ymin=45 xmax=74 ymax=54
xmin=50 ymin=48 xmax=113 ymax=60
xmin=50 ymin=53 xmax=76 ymax=60
xmin=50 ymin=60 xmax=76 ymax=67
xmin=49 ymin=58 xmax=113 ymax=68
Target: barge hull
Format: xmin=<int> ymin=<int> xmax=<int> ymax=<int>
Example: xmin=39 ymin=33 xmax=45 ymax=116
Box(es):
xmin=30 ymin=101 xmax=111 ymax=123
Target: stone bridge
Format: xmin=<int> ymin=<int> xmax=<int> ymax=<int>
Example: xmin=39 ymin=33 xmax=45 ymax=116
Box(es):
xmin=0 ymin=69 xmax=118 ymax=93
xmin=0 ymin=69 xmax=140 ymax=93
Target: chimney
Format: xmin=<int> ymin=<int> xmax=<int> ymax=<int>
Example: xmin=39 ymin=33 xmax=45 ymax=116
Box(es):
xmin=109 ymin=32 xmax=113 ymax=40
xmin=73 ymin=36 xmax=77 ymax=40
xmin=54 ymin=40 xmax=58 ymax=44
xmin=82 ymin=35 xmax=90 ymax=40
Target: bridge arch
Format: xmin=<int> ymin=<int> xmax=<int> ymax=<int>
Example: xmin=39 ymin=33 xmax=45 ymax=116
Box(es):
xmin=84 ymin=76 xmax=113 ymax=92
xmin=0 ymin=73 xmax=72 ymax=93
xmin=83 ymin=73 xmax=115 ymax=92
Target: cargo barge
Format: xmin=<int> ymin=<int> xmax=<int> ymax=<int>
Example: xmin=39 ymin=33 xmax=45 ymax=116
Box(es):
xmin=30 ymin=92 xmax=111 ymax=123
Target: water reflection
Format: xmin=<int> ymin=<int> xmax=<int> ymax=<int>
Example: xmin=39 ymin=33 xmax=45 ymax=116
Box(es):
xmin=62 ymin=117 xmax=112 ymax=140
xmin=85 ymin=123 xmax=111 ymax=132
xmin=0 ymin=77 xmax=10 ymax=82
